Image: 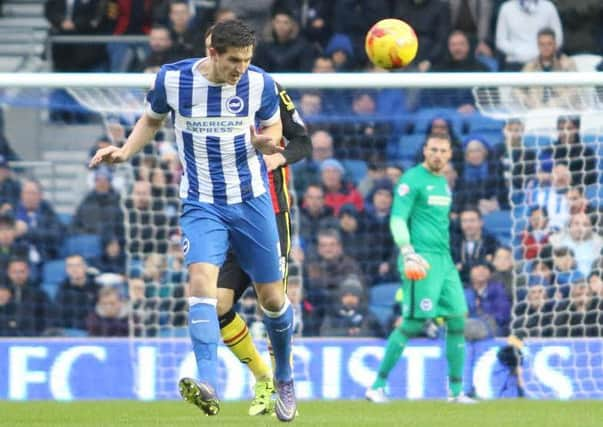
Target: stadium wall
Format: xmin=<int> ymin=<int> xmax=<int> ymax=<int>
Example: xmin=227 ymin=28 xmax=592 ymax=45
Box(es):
xmin=0 ymin=338 xmax=601 ymax=401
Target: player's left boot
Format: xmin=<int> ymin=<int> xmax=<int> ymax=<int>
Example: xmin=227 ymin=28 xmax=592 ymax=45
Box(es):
xmin=248 ymin=377 xmax=275 ymax=416
xmin=178 ymin=377 xmax=220 ymax=416
xmin=274 ymin=379 xmax=297 ymax=422
xmin=365 ymin=387 xmax=389 ymax=403
xmin=447 ymin=394 xmax=478 ymax=404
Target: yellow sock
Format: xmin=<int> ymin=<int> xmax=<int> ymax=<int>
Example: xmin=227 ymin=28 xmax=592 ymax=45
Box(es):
xmin=221 ymin=313 xmax=272 ymax=381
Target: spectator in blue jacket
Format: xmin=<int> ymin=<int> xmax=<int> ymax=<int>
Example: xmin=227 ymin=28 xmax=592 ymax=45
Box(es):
xmin=464 ymin=261 xmax=511 ymax=338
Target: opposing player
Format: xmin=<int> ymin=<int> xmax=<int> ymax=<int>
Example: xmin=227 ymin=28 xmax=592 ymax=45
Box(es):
xmin=365 ymin=134 xmax=475 ymax=403
xmin=90 ymin=20 xmax=297 ymax=421
xmin=217 ymin=82 xmax=310 ymax=416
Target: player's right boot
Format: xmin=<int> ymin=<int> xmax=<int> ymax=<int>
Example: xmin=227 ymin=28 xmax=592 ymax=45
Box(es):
xmin=178 ymin=377 xmax=220 ymax=416
xmin=249 ymin=377 xmax=275 ymax=416
xmin=365 ymin=387 xmax=389 ymax=403
xmin=447 ymin=394 xmax=478 ymax=404
xmin=275 ymin=379 xmax=297 ymax=422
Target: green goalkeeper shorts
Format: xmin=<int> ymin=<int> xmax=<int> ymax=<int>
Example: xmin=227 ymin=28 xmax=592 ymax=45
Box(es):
xmin=400 ymin=252 xmax=467 ymax=319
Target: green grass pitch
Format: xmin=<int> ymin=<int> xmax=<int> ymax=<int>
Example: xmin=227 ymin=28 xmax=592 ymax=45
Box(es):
xmin=0 ymin=400 xmax=601 ymax=427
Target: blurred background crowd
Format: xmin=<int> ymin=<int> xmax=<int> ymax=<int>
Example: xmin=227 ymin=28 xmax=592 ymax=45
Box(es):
xmin=1 ymin=0 xmax=603 ymax=341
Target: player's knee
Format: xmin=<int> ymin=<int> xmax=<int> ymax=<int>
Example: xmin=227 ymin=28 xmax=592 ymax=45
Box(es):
xmin=445 ymin=316 xmax=466 ymax=335
xmin=188 ymin=264 xmax=219 ymax=297
xmin=216 ymin=298 xmax=233 ymax=318
xmin=255 ymin=282 xmax=285 ymax=312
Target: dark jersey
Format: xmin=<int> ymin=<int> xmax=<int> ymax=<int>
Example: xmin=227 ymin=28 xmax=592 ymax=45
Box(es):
xmin=267 ymin=83 xmax=312 ymax=214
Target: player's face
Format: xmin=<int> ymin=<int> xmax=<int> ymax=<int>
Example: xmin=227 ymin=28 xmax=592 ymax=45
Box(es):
xmin=212 ymin=45 xmax=253 ymax=85
xmin=423 ymin=137 xmax=452 ymax=173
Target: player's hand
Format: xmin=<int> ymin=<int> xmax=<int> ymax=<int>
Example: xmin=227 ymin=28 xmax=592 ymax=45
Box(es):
xmin=401 ymin=246 xmax=430 ymax=281
xmin=249 ymin=125 xmax=284 ymax=155
xmin=263 ymin=153 xmax=286 ymax=171
xmin=88 ymin=146 xmax=127 ymax=168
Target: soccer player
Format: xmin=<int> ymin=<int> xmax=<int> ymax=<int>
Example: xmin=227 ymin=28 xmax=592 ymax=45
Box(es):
xmin=203 ymin=26 xmax=310 ymax=416
xmin=90 ymin=20 xmax=297 ymax=421
xmin=365 ymin=133 xmax=475 ymax=403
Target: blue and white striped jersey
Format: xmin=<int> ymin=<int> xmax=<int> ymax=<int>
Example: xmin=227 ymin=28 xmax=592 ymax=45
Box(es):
xmin=145 ymin=58 xmax=280 ymax=204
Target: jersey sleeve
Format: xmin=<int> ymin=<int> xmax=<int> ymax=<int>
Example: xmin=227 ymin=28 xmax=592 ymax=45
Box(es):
xmin=390 ymin=174 xmax=419 ymax=247
xmin=256 ymin=72 xmax=280 ymax=126
xmin=145 ymin=66 xmax=170 ymax=119
xmin=277 ymin=83 xmax=312 ymax=164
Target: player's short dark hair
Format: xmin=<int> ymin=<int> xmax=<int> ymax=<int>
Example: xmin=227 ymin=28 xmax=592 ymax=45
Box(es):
xmin=210 ymin=19 xmax=255 ymax=54
xmin=425 ymin=132 xmax=452 ymax=146
xmin=537 ymin=27 xmax=556 ymax=40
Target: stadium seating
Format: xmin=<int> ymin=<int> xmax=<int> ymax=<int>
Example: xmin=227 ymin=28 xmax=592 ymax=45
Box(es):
xmin=60 ymin=234 xmax=102 ymax=260
xmin=368 ymin=282 xmax=399 ymax=329
xmin=341 ymin=159 xmax=368 ymax=185
xmin=41 ymin=259 xmax=67 ymax=299
xmin=483 ymin=210 xmax=512 ymax=246
xmin=465 ymin=115 xmax=505 ymax=133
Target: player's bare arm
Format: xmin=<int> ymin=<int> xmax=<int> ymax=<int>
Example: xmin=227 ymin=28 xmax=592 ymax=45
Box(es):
xmin=88 ymin=114 xmax=163 ymax=167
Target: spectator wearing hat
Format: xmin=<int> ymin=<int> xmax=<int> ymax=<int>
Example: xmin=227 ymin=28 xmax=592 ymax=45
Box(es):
xmin=14 ymin=179 xmax=65 ymax=263
xmin=464 ymin=261 xmax=511 ymax=339
xmin=324 ymin=33 xmax=355 ymax=71
xmin=254 ymin=8 xmax=317 ymax=72
xmin=0 ymin=154 xmax=20 ymax=214
xmin=320 ymin=276 xmax=384 ymax=337
xmin=71 ymin=165 xmax=123 ymax=239
xmin=320 ymin=158 xmax=364 ymax=216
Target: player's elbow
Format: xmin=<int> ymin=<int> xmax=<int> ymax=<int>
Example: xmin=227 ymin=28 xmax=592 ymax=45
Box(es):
xmin=142 ymin=113 xmax=164 ymax=130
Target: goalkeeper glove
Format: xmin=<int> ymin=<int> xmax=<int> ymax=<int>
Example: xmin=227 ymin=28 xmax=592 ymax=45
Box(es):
xmin=401 ymin=246 xmax=430 ymax=281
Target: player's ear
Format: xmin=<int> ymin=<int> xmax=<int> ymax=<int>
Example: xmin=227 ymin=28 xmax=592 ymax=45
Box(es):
xmin=208 ymin=46 xmax=218 ymax=59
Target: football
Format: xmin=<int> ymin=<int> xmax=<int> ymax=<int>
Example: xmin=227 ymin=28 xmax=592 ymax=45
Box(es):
xmin=365 ymin=18 xmax=419 ymax=70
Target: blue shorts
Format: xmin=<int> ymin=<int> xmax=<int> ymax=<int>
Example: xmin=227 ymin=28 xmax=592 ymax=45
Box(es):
xmin=179 ymin=193 xmax=282 ymax=284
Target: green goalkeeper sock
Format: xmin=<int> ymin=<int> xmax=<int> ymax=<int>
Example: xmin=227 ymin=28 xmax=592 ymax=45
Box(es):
xmin=445 ymin=316 xmax=466 ymax=397
xmin=372 ymin=319 xmax=424 ymax=389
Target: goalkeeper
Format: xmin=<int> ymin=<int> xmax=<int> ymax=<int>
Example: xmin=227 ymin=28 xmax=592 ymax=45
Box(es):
xmin=365 ymin=134 xmax=474 ymax=403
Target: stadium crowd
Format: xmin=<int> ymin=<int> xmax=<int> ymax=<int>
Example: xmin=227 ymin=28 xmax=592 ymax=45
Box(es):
xmin=1 ymin=0 xmax=603 ymax=340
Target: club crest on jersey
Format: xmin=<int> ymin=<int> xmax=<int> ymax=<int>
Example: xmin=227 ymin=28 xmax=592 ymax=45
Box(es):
xmin=398 ymin=183 xmax=410 ymax=196
xmin=225 ymin=96 xmax=244 ymax=114
xmin=182 ymin=237 xmax=190 ymax=255
xmin=420 ymin=298 xmax=433 ymax=311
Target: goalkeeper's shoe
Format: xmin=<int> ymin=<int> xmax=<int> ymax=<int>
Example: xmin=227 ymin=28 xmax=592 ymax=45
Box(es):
xmin=178 ymin=377 xmax=220 ymax=416
xmin=365 ymin=387 xmax=389 ymax=403
xmin=275 ymin=379 xmax=297 ymax=422
xmin=448 ymin=394 xmax=478 ymax=404
xmin=249 ymin=378 xmax=275 ymax=416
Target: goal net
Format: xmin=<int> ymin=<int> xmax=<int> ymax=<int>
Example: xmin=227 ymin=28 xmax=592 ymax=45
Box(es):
xmin=1 ymin=71 xmax=602 ymax=400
